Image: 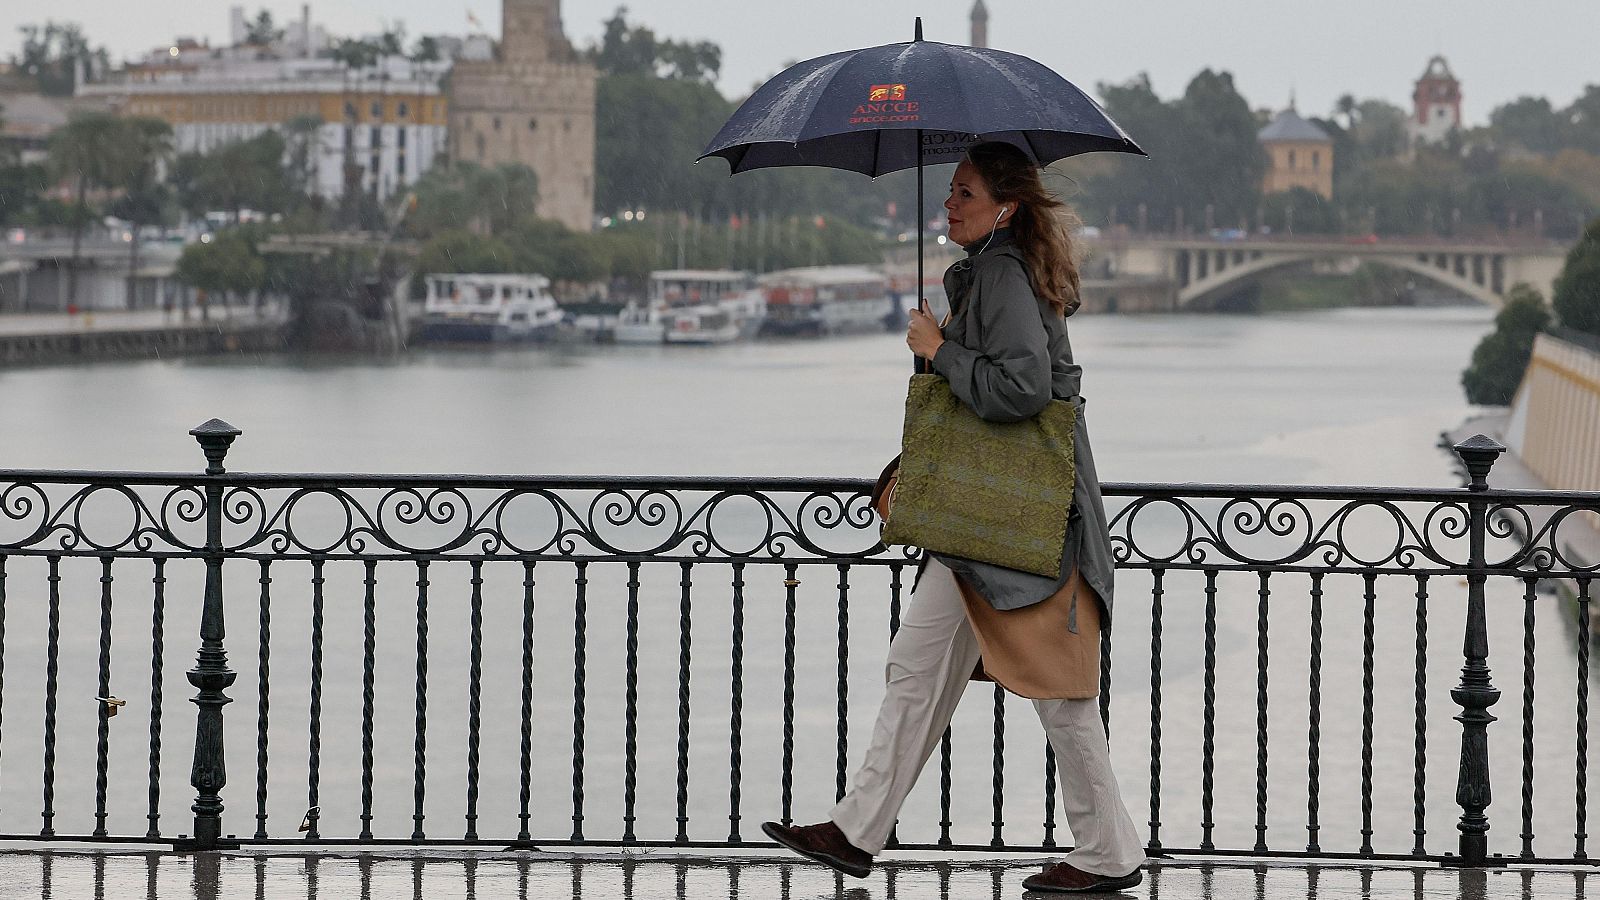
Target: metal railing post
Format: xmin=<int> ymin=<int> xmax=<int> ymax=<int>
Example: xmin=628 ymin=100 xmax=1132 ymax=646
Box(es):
xmin=181 ymin=418 xmax=241 ymax=850
xmin=1452 ymin=434 xmax=1505 ymax=865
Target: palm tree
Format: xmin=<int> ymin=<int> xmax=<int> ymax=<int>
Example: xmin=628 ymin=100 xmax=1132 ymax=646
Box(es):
xmin=112 ymin=118 xmax=175 ymax=308
xmin=48 ymin=111 xmax=124 ymax=307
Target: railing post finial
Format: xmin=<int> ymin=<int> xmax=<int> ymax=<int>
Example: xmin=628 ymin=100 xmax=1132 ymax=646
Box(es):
xmin=182 ymin=419 xmax=241 ymax=850
xmin=190 ymin=418 xmax=241 ymax=476
xmin=1453 ymin=434 xmax=1505 ymax=492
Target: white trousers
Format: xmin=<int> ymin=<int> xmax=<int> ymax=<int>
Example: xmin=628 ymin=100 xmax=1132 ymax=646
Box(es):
xmin=830 ymin=560 xmax=1146 ymax=876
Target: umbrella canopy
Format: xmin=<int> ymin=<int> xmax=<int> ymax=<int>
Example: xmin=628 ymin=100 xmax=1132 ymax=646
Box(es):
xmin=699 ymin=28 xmax=1146 ymax=175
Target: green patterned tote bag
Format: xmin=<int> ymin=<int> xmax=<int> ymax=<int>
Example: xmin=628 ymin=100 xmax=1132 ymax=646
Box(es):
xmin=880 ymin=374 xmax=1077 ymax=578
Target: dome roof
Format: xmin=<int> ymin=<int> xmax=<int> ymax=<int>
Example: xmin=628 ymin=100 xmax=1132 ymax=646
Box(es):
xmin=1258 ymin=107 xmax=1330 ymax=143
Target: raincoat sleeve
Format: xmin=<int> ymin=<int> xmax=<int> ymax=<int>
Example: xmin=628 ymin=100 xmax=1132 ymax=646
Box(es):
xmin=928 ymin=258 xmax=1052 ymax=423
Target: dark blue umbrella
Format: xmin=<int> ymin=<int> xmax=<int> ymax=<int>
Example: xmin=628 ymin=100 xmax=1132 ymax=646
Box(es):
xmin=699 ymin=19 xmax=1146 ymax=303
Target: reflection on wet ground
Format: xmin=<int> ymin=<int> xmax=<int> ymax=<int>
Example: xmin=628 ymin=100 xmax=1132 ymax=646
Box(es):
xmin=0 ymin=849 xmax=1589 ymax=900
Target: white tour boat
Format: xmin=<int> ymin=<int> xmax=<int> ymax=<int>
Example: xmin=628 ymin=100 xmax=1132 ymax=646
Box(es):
xmin=618 ymin=270 xmax=766 ymax=345
xmin=411 ymin=273 xmax=563 ymax=343
xmin=758 ymin=266 xmax=896 ymax=336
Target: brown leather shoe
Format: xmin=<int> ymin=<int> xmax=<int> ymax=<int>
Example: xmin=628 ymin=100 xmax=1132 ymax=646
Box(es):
xmin=761 ymin=820 xmax=872 ymax=879
xmin=1022 ymin=861 xmax=1143 ymax=893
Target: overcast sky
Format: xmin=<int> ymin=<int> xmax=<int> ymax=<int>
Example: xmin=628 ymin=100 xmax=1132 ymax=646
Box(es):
xmin=3 ymin=1 xmax=1594 ymax=125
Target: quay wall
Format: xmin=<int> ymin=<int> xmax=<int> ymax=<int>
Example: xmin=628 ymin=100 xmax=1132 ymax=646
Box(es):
xmin=1507 ymin=331 xmax=1600 ymax=531
xmin=0 ymin=321 xmax=286 ymax=366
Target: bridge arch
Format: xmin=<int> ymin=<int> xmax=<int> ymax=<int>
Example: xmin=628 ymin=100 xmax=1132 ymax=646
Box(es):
xmin=1175 ymin=248 xmax=1506 ymax=309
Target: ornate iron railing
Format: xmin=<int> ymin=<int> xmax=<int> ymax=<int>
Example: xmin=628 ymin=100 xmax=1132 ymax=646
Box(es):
xmin=0 ymin=421 xmax=1597 ymax=865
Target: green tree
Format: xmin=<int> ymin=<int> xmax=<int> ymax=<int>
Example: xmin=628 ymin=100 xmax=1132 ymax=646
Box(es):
xmin=413 ymin=229 xmax=518 ymax=275
xmin=404 ymin=161 xmax=541 ymax=237
xmin=105 ymin=117 xmax=175 ymax=307
xmin=410 ymin=36 xmax=441 ymax=63
xmin=281 ymin=114 xmax=325 ymax=200
xmin=171 ymin=131 xmax=297 ymax=222
xmin=244 ymin=10 xmax=283 ymax=46
xmin=1553 ymin=217 xmax=1600 ymax=336
xmin=1567 ymin=85 xmax=1600 ymax=155
xmin=1489 ymin=96 xmax=1567 ymax=154
xmin=1072 ymin=71 xmax=1263 ymax=232
xmin=1462 ymin=284 xmax=1551 ymax=405
xmin=48 ymin=111 xmax=126 ymax=304
xmin=13 ymin=22 xmax=109 ymax=95
xmin=174 ymin=230 xmax=266 ymax=318
xmin=1260 ymin=187 xmax=1338 ymax=234
xmin=588 ymin=7 xmax=721 ymax=82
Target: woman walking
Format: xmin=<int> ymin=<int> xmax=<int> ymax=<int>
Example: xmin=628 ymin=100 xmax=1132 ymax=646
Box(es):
xmin=762 ymin=141 xmax=1145 ymax=894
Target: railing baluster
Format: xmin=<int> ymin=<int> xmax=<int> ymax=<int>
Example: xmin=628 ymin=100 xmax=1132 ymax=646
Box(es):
xmin=1254 ymin=571 xmax=1270 ymax=853
xmin=1099 ymin=614 xmax=1112 ymax=737
xmin=305 ymin=557 xmax=325 ymax=840
xmin=780 ymin=563 xmax=797 ymax=828
xmin=465 ymin=560 xmax=484 ymax=841
xmin=1149 ymin=568 xmax=1164 ymax=852
xmin=254 ymin=560 xmax=271 ymax=840
xmin=675 ymin=562 xmax=692 ymax=842
xmin=360 ymin=560 xmax=377 ymax=841
xmin=991 ymin=683 xmax=1005 ymax=846
xmin=41 ymin=554 xmax=60 ymax=837
xmin=412 ymin=559 xmax=430 ymax=841
xmin=624 ymin=560 xmax=641 ymax=843
xmin=570 ymin=561 xmax=587 ymax=842
xmin=1361 ymin=572 xmax=1376 ymax=855
xmin=1577 ymin=576 xmax=1591 ymax=860
xmin=1200 ymin=568 xmax=1217 ymax=851
xmin=146 ymin=559 xmax=165 ymax=839
xmin=93 ymin=555 xmax=114 ymax=837
xmin=1520 ymin=576 xmax=1536 ymax=860
xmin=886 ymin=562 xmax=902 ymax=849
xmin=1307 ymin=571 xmax=1323 ymax=853
xmin=0 ymin=555 xmax=5 ymax=813
xmin=728 ymin=561 xmax=745 ymax=842
xmin=939 ymin=729 xmax=953 ymax=847
xmin=834 ymin=564 xmax=849 ymax=804
xmin=1413 ymin=574 xmax=1430 ymax=858
xmin=1042 ymin=743 xmax=1057 ymax=848
xmin=518 ymin=561 xmax=537 ymax=845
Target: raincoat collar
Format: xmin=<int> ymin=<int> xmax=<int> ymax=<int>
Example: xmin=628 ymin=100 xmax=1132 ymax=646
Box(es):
xmin=962 ymin=226 xmax=1015 ymax=257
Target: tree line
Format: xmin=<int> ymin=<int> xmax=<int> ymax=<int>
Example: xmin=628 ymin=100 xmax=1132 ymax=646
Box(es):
xmin=5 ymin=8 xmax=1600 ymax=303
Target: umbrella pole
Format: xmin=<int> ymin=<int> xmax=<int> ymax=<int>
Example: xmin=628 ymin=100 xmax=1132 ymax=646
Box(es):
xmin=915 ymin=127 xmax=924 ymax=374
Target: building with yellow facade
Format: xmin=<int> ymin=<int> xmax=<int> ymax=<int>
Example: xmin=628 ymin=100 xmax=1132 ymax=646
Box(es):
xmin=1258 ymin=106 xmax=1334 ymax=200
xmin=79 ymin=42 xmax=451 ymax=204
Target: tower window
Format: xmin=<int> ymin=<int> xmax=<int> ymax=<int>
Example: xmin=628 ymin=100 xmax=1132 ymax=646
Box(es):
xmin=1312 ymin=151 xmax=1320 ymax=171
xmin=528 ymin=117 xmax=537 ymax=131
xmin=1288 ymin=149 xmax=1296 ymax=168
xmin=493 ymin=116 xmax=501 ymax=131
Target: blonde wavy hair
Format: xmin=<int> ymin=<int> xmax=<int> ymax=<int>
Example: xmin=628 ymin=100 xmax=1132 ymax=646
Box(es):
xmin=963 ymin=141 xmax=1083 ymax=316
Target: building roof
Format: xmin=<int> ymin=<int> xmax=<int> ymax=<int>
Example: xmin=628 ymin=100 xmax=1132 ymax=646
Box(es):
xmin=0 ymin=92 xmax=70 ymax=139
xmin=1257 ymin=107 xmax=1330 ymax=143
xmin=1418 ymin=55 xmax=1457 ymax=84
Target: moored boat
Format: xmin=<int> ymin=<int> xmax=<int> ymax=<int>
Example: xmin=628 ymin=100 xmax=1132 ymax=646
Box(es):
xmin=410 ymin=273 xmax=563 ymax=343
xmin=627 ymin=270 xmax=766 ymax=345
xmin=758 ymin=266 xmax=896 ymax=336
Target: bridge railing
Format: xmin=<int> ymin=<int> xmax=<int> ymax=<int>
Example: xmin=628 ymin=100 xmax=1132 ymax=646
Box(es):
xmin=0 ymin=421 xmax=1596 ymax=864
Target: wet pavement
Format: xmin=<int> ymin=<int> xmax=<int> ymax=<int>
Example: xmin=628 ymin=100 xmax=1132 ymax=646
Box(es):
xmin=0 ymin=847 xmax=1591 ymax=900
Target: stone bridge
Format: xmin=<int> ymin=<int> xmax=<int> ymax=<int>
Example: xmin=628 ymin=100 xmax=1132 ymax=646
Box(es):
xmin=1088 ymin=235 xmax=1570 ymax=309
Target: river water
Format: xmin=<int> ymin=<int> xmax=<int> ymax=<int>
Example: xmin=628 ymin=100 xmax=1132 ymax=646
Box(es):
xmin=0 ymin=305 xmax=1587 ymax=860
